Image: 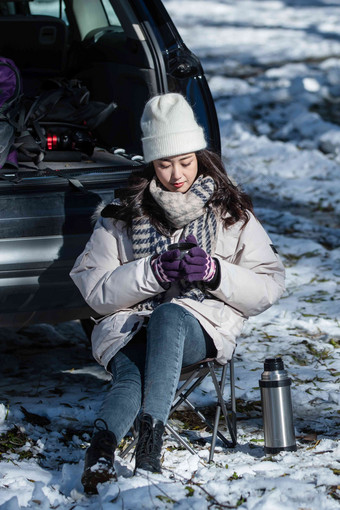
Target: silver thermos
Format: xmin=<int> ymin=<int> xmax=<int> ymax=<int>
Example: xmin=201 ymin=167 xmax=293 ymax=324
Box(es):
xmin=260 ymin=357 xmax=297 ymax=454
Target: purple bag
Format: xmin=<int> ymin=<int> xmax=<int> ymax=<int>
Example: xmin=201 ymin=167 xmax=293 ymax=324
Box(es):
xmin=0 ymin=57 xmax=23 ymax=169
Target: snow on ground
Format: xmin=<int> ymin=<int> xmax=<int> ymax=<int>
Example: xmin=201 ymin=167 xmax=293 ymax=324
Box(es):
xmin=0 ymin=1 xmax=339 ymax=509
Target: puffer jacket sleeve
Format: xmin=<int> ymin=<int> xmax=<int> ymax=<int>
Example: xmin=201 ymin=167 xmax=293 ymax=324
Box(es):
xmin=69 ymin=218 xmax=163 ymax=315
xmin=210 ymin=213 xmax=285 ymax=317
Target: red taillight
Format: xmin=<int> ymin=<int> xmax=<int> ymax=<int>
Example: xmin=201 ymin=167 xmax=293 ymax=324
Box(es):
xmin=47 ymin=134 xmax=58 ymax=150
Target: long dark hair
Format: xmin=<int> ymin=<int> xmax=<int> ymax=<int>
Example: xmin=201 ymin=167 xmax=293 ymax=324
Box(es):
xmin=102 ymin=149 xmax=254 ymax=236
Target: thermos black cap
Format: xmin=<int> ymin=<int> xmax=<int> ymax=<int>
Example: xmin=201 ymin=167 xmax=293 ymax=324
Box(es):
xmin=264 ymin=357 xmax=284 ymax=371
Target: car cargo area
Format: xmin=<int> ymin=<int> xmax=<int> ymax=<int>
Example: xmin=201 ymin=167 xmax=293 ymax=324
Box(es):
xmin=0 ymin=0 xmax=157 ymax=326
xmin=0 ymin=0 xmax=159 ymax=177
xmin=0 ymin=0 xmax=220 ymax=328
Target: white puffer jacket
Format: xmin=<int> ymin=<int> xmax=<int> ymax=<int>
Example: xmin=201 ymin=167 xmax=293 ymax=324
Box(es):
xmin=70 ymin=210 xmax=285 ymax=369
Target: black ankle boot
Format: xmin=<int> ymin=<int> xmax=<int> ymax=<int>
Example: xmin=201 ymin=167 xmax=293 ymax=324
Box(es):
xmin=135 ymin=413 xmax=165 ymax=474
xmin=81 ymin=419 xmax=117 ymax=495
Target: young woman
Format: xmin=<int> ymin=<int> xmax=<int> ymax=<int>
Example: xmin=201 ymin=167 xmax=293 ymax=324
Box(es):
xmin=70 ymin=93 xmax=285 ymax=494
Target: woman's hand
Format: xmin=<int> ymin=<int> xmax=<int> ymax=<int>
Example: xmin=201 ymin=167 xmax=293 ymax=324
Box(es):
xmin=181 ymin=246 xmax=216 ymax=283
xmin=151 ymin=249 xmax=182 ymax=286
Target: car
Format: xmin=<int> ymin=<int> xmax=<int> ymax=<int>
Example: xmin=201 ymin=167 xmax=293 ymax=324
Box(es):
xmin=0 ymin=0 xmax=221 ymax=332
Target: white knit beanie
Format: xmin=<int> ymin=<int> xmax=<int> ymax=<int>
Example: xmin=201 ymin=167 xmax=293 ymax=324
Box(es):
xmin=140 ymin=93 xmax=207 ymax=163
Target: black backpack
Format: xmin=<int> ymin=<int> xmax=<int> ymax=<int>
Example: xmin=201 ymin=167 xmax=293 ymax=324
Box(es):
xmin=1 ymin=58 xmax=117 ymax=170
xmin=23 ymin=77 xmax=116 ymax=159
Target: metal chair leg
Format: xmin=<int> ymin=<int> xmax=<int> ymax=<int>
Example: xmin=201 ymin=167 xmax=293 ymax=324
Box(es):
xmin=208 ymin=359 xmax=237 ymax=461
xmin=209 ymin=404 xmax=221 ymax=462
xmin=119 ymin=357 xmax=237 ymax=461
xmin=230 ymin=357 xmax=237 ymax=442
xmin=165 ymin=423 xmax=196 ymax=455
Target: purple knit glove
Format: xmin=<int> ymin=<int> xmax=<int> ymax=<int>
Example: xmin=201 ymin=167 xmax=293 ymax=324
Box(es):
xmin=180 ymin=246 xmax=216 ymax=283
xmin=151 ymin=249 xmax=182 ymax=285
xmin=179 ymin=234 xmax=198 ymax=246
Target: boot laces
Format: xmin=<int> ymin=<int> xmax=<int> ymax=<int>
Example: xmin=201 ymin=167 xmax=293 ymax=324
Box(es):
xmin=94 ymin=418 xmax=109 ymax=432
xmin=91 ymin=419 xmax=116 ymax=456
xmin=139 ymin=420 xmax=155 ymax=455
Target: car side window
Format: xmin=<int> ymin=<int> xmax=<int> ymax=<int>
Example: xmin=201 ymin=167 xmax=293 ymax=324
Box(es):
xmin=71 ymin=0 xmax=124 ymax=40
xmin=30 ymin=0 xmax=68 ymax=24
xmin=102 ymin=0 xmax=121 ymax=27
xmin=29 ymin=0 xmax=123 ymax=39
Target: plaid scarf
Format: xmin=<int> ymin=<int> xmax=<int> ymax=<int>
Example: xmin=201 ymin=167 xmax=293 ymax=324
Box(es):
xmin=131 ymin=175 xmax=218 ymax=311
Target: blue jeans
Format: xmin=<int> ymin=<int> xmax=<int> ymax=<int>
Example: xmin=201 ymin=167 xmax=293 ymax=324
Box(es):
xmin=99 ymin=303 xmax=216 ymax=443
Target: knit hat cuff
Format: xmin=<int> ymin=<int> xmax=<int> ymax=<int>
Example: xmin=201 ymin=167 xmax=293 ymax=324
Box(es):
xmin=142 ymin=128 xmax=207 ymax=163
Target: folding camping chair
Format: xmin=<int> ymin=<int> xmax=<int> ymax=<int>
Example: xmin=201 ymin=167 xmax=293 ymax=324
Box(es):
xmin=120 ymin=356 xmax=237 ymax=463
